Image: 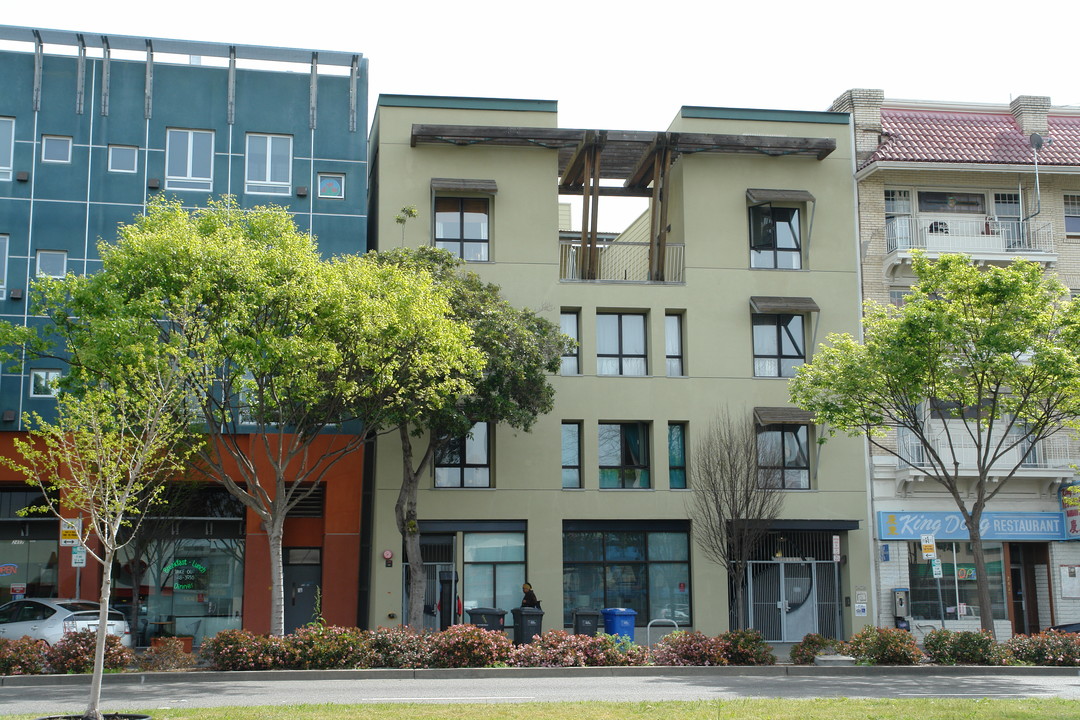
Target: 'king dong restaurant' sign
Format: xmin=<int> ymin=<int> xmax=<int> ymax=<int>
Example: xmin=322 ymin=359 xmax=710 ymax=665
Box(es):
xmin=878 ymin=511 xmax=1067 ymax=541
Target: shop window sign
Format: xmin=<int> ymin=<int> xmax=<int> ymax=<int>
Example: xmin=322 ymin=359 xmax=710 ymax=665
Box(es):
xmin=162 ymin=558 xmax=208 ymax=591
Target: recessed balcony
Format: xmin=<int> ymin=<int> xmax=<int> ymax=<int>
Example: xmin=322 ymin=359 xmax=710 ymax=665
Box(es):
xmin=559 ymin=236 xmax=685 ymax=283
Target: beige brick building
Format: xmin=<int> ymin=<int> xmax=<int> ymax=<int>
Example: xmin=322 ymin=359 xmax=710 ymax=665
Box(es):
xmin=832 ymin=89 xmax=1080 ymax=639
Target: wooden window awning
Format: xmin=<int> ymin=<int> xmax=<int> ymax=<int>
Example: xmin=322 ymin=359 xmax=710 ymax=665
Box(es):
xmin=754 ymin=407 xmax=815 ymax=426
xmin=746 ymin=189 xmax=816 ymax=205
xmin=750 ymin=296 xmax=820 ymax=314
xmin=431 ymin=178 xmax=498 ymax=193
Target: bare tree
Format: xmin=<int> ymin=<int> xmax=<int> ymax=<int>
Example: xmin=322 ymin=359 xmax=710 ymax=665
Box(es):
xmin=688 ymin=411 xmax=784 ymax=630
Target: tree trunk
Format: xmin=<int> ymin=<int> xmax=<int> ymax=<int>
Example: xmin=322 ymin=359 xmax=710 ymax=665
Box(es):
xmin=84 ymin=548 xmax=115 ymax=720
xmin=396 ymin=426 xmax=426 ymax=630
xmin=966 ymin=510 xmax=997 ymax=639
xmin=732 ymin=563 xmax=747 ymax=630
xmin=266 ymin=522 xmax=285 ymax=636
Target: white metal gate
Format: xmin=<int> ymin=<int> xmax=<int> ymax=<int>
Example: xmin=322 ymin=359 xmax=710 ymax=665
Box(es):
xmin=747 ymin=560 xmax=841 ymax=641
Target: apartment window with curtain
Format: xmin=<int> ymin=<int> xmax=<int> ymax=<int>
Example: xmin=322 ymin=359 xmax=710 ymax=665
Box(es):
xmin=435 ymin=197 xmax=489 ymax=261
xmin=752 ymin=314 xmax=805 ymax=378
xmin=668 ymin=423 xmax=687 ymax=489
xmin=435 ymin=423 xmax=491 ymax=488
xmin=757 ymin=424 xmax=810 ymax=489
xmin=598 ymin=422 xmax=650 ymax=489
xmin=597 ymin=313 xmax=646 ymax=376
xmin=560 ymin=311 xmax=580 ymax=375
xmin=665 ymin=313 xmax=684 ymax=376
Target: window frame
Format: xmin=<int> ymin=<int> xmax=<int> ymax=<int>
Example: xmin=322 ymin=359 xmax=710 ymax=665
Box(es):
xmin=0 ymin=235 xmax=8 ymax=292
xmin=596 ymin=312 xmax=647 ymax=376
xmin=435 ymin=422 xmax=492 ymax=488
xmin=0 ymin=117 xmax=14 ymax=181
xmin=245 ymin=133 xmax=293 ymax=195
xmin=665 ymin=313 xmax=684 ymax=377
xmin=35 ymin=250 xmax=67 ymax=279
xmin=165 ymin=128 xmax=214 ymax=191
xmin=668 ymin=423 xmax=687 ymax=489
xmin=560 ymin=310 xmax=580 ymax=375
xmin=1065 ymin=194 xmax=1080 ymax=237
xmin=598 ymin=421 xmax=651 ymax=489
xmin=749 ymin=204 xmax=802 ymax=269
xmin=107 ymin=145 xmax=139 ymax=174
xmin=757 ymin=423 xmax=810 ymax=490
xmin=561 ymin=421 xmax=582 ymax=489
xmin=434 ymin=196 xmax=490 ymax=261
xmin=463 ymin=531 xmax=526 ymax=627
xmin=752 ymin=313 xmax=805 ymax=378
xmin=30 ymin=369 xmax=62 ymax=398
xmin=41 ymin=135 xmax=72 ymax=164
xmin=317 ymin=173 xmax=345 ymax=199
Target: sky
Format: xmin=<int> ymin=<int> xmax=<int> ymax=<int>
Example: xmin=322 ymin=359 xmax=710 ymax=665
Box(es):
xmin=4 ymin=0 xmax=1080 ymax=133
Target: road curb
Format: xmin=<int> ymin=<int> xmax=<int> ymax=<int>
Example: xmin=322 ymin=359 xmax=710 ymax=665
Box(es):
xmin=3 ymin=664 xmax=1079 ymax=687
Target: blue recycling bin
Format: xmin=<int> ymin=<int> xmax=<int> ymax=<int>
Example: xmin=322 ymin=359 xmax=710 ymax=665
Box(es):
xmin=601 ymin=607 xmax=636 ymax=640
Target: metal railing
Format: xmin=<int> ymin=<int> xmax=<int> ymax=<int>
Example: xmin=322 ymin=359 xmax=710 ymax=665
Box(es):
xmin=896 ymin=428 xmax=1076 ymax=471
xmin=886 ymin=216 xmax=1054 ymax=255
xmin=559 ymin=239 xmax=685 ymax=283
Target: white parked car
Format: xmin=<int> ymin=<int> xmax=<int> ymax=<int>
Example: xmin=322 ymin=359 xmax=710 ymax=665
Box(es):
xmin=0 ymin=598 xmax=132 ymax=647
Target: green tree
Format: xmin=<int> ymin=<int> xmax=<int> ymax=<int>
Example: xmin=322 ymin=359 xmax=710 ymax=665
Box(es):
xmin=372 ymin=247 xmax=571 ymax=629
xmin=790 ymin=253 xmax=1080 ymax=637
xmin=3 ymin=368 xmax=199 ymax=720
xmin=38 ymin=197 xmax=482 ymax=636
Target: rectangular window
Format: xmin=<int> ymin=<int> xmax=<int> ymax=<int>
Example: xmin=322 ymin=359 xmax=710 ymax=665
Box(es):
xmin=561 ymin=422 xmax=581 ymax=489
xmin=885 ymin=189 xmax=913 ymax=248
xmin=757 ymin=424 xmax=810 ymax=489
xmin=917 ymin=191 xmax=985 ymax=214
xmin=463 ymin=532 xmax=525 ymax=627
xmin=0 ymin=235 xmax=7 ymax=291
xmin=665 ymin=313 xmax=684 ymax=376
xmin=30 ymin=369 xmax=61 ymax=397
xmin=36 ymin=250 xmax=66 ymax=279
xmin=668 ymin=423 xmax=687 ymax=489
xmin=0 ymin=117 xmax=12 ymax=181
xmin=907 ymin=541 xmax=1007 ymax=621
xmin=752 ymin=313 xmax=805 ymax=378
xmin=1065 ymin=195 xmax=1080 ymax=236
xmin=317 ymin=173 xmax=345 ymax=199
xmin=562 ymin=528 xmax=690 ymax=627
xmin=166 ymin=129 xmax=214 ymax=191
xmin=41 ymin=136 xmax=71 ymax=164
xmin=560 ymin=311 xmax=579 ymax=375
xmin=435 ymin=422 xmax=491 ymax=488
xmin=598 ymin=422 xmax=650 ymax=489
xmin=749 ymin=205 xmax=801 ymax=269
xmin=435 ymin=197 xmax=489 ymax=261
xmin=108 ymin=145 xmax=138 ymax=173
xmin=245 ymin=134 xmax=292 ymax=195
xmin=597 ymin=313 xmax=646 ymax=376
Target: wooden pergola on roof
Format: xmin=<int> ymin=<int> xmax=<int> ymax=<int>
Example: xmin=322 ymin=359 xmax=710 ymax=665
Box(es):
xmin=410 ymin=124 xmax=837 ymax=195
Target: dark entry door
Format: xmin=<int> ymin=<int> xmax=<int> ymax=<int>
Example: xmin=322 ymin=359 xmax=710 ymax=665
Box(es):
xmin=284 ymin=548 xmax=322 ymax=634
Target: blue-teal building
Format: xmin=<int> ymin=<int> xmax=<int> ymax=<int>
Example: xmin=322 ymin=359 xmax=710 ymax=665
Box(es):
xmin=0 ymin=25 xmax=369 ymax=640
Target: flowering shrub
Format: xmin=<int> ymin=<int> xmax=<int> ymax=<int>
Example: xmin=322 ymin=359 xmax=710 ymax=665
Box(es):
xmin=428 ymin=623 xmax=513 ymax=668
xmin=923 ymin=628 xmax=995 ymax=665
xmin=789 ymin=633 xmax=834 ymax=665
xmin=0 ymin=636 xmax=48 ymax=675
xmin=46 ymin=630 xmax=133 ymax=674
xmin=200 ymin=629 xmax=288 ymax=671
xmin=362 ymin=626 xmax=433 ymax=669
xmin=509 ymin=630 xmax=649 ymax=667
xmin=137 ymin=636 xmax=197 ymax=672
xmin=284 ymin=624 xmax=371 ymax=669
xmin=1004 ymin=630 xmax=1080 ymax=666
xmin=720 ymin=629 xmax=775 ymax=665
xmin=839 ymin=626 xmax=921 ymax=665
xmin=651 ymin=631 xmax=728 ymax=666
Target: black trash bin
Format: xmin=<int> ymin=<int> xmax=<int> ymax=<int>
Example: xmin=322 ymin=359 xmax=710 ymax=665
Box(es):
xmin=572 ymin=608 xmax=601 ymax=636
xmin=511 ymin=607 xmax=544 ymax=644
xmin=466 ymin=607 xmax=506 ymax=631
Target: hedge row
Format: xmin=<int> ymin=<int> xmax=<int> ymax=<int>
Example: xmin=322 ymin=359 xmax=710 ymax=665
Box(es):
xmin=199 ymin=625 xmax=776 ymax=671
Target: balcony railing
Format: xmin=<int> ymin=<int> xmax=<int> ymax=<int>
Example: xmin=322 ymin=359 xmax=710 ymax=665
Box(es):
xmin=886 ymin=216 xmax=1054 ymax=255
xmin=897 ymin=428 xmax=1076 ymax=472
xmin=559 ymin=239 xmax=685 ymax=283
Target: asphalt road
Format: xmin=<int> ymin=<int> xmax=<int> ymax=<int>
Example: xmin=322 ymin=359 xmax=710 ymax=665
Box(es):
xmin=6 ymin=670 xmax=1080 ymax=716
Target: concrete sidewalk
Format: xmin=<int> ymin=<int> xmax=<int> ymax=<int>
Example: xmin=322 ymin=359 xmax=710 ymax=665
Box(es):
xmin=4 ymin=663 xmax=1079 ymax=687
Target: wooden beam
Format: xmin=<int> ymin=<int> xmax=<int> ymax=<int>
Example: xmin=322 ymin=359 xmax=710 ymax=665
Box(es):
xmin=558 ymin=186 xmax=654 ymax=198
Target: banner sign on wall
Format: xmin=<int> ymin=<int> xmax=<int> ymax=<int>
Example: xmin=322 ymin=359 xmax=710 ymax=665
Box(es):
xmin=878 ymin=511 xmax=1066 ymax=541
xmin=1060 ymin=485 xmax=1080 ymax=539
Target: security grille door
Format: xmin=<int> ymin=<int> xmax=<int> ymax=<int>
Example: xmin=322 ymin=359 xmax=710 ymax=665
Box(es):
xmin=750 ymin=563 xmax=782 ymax=641
xmin=747 ymin=560 xmax=840 ymax=641
xmin=404 ymin=562 xmax=454 ymax=632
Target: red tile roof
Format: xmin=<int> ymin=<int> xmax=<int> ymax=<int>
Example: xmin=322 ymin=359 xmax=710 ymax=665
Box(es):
xmin=863 ymin=109 xmax=1080 ymax=168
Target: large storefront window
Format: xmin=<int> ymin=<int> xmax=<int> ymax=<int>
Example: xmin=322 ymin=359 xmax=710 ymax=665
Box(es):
xmin=463 ymin=532 xmax=525 ymax=626
xmin=563 ymin=523 xmax=690 ymax=627
xmin=113 ymin=487 xmax=244 ymax=646
xmin=0 ymin=490 xmax=57 ymax=603
xmin=907 ymin=541 xmax=1007 ymax=621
